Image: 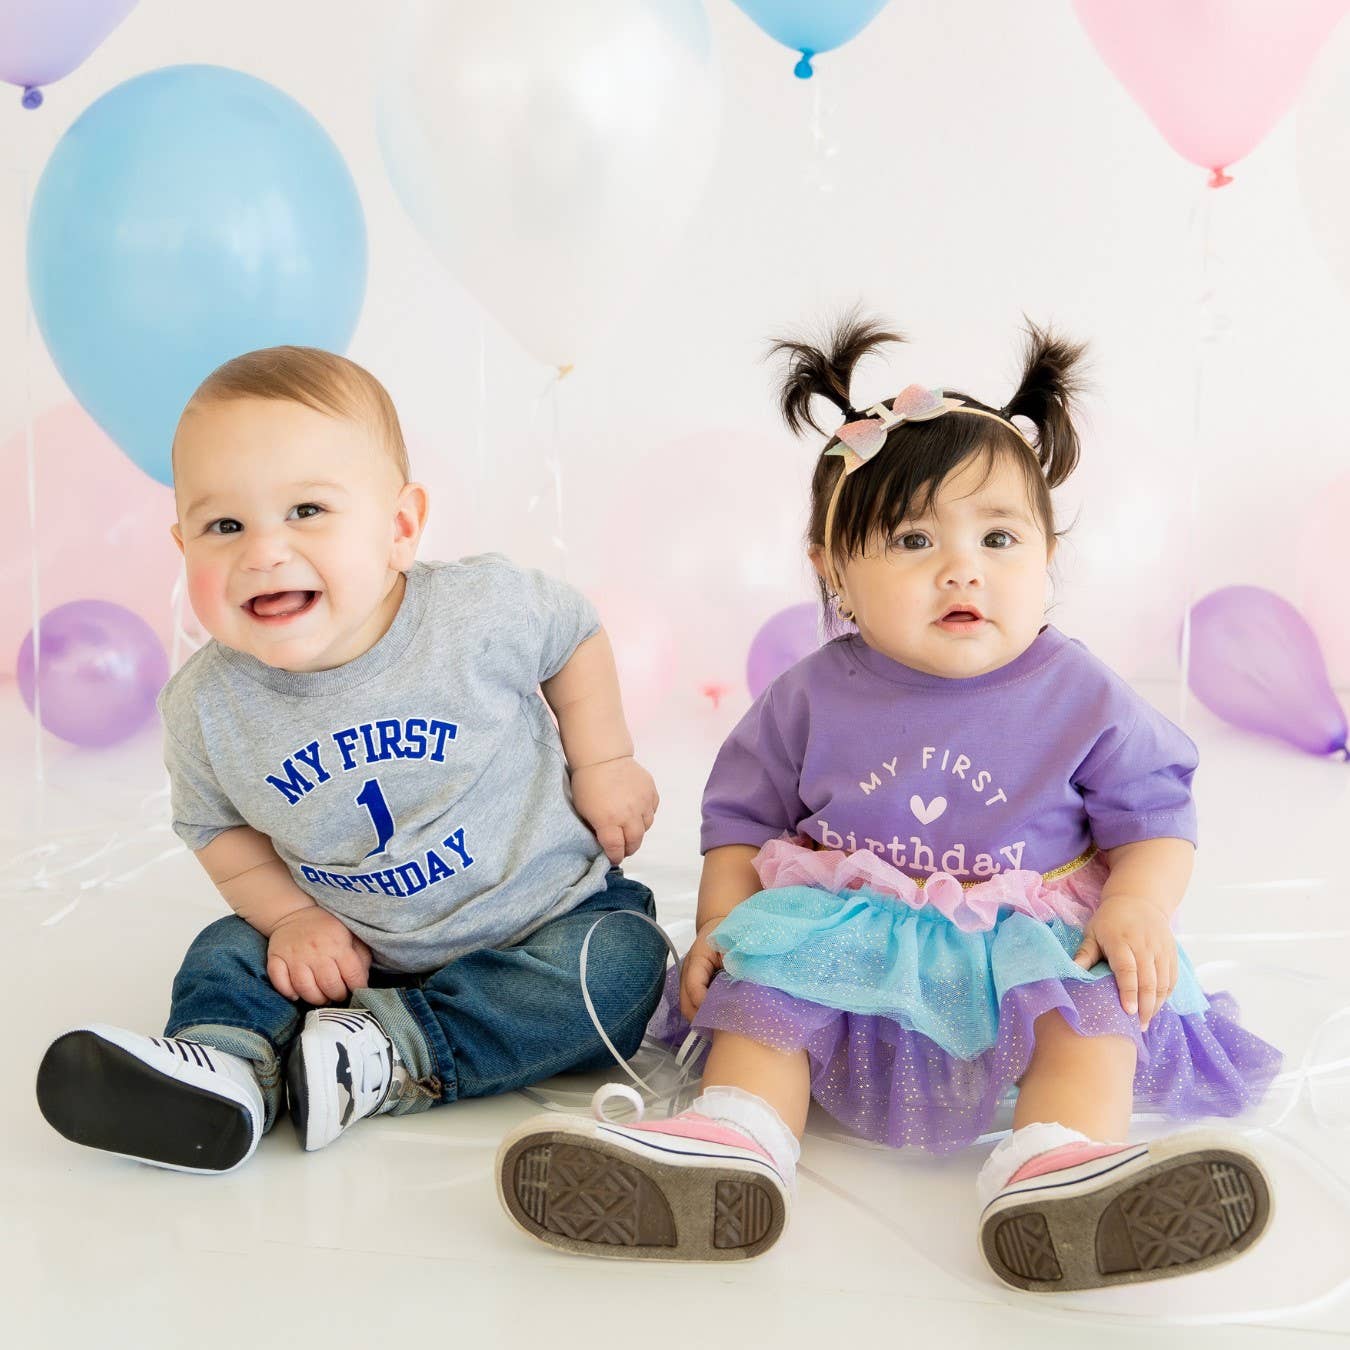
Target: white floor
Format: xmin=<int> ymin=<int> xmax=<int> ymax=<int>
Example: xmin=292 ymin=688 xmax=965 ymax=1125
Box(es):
xmin=3 ymin=679 xmax=1349 ymax=1349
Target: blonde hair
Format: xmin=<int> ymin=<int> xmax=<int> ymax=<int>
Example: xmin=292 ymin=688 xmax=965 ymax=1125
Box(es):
xmin=182 ymin=346 xmax=410 ymax=481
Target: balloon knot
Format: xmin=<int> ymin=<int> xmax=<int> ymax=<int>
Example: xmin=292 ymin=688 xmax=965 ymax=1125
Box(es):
xmin=701 ymin=682 xmax=732 ymax=710
xmin=794 ymin=51 xmax=815 ymax=79
xmin=21 ymin=86 xmax=44 ymax=111
xmin=556 ymin=363 xmax=574 ymax=381
xmin=1208 ymin=166 xmax=1233 ymax=189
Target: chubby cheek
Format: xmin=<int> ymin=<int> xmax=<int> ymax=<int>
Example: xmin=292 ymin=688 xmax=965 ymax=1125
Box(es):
xmin=315 ymin=542 xmax=379 ymax=614
xmin=184 ymin=560 xmax=235 ymax=633
xmin=873 ymin=577 xmax=928 ymax=626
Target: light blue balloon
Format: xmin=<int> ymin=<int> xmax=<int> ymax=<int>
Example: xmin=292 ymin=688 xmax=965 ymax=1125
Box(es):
xmin=732 ymin=0 xmax=891 ymax=76
xmin=28 ymin=64 xmax=366 ymax=486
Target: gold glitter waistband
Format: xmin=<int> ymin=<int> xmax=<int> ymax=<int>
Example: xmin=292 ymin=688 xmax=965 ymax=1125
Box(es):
xmin=907 ymin=844 xmax=1099 ymax=891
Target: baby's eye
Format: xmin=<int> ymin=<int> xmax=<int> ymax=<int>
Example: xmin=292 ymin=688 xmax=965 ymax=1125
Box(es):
xmin=983 ymin=530 xmax=1016 ymax=548
xmin=207 ymin=518 xmax=242 ymax=535
xmin=289 ymin=503 xmax=324 ymax=520
xmin=893 ymin=531 xmax=930 ymax=551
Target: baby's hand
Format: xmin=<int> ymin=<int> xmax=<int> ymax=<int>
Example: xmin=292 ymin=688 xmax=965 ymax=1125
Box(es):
xmin=1073 ymin=894 xmax=1178 ymax=1031
xmin=680 ymin=919 xmax=724 ymax=1022
xmin=267 ymin=907 xmax=372 ymax=1006
xmin=570 ymin=755 xmax=659 ymax=865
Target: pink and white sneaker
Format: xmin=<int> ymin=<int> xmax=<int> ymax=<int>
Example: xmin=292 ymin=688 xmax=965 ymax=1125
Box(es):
xmin=979 ymin=1130 xmax=1273 ymax=1291
xmin=496 ymin=1085 xmax=790 ymax=1261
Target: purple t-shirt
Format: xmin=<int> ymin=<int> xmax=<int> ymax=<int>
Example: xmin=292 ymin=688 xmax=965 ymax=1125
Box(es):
xmin=702 ymin=625 xmax=1197 ymax=880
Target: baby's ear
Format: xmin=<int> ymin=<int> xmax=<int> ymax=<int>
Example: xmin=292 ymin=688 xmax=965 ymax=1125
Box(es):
xmin=391 ymin=481 xmax=429 ymax=564
xmin=806 ymin=546 xmax=829 ymax=580
xmin=169 ymin=522 xmax=185 ymax=556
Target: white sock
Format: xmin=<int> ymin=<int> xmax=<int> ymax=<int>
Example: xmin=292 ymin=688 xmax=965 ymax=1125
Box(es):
xmin=687 ymin=1085 xmax=801 ymax=1187
xmin=976 ymin=1122 xmax=1092 ymax=1208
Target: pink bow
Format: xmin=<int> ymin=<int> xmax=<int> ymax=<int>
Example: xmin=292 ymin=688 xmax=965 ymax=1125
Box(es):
xmin=828 ymin=384 xmax=965 ymax=473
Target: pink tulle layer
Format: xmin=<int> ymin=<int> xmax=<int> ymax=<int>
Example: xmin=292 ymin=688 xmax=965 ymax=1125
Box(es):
xmin=754 ymin=836 xmax=1105 ymax=934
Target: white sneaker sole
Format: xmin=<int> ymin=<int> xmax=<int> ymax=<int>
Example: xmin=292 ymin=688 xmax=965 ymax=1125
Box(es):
xmin=36 ymin=1025 xmax=261 ymax=1174
xmin=979 ymin=1128 xmax=1273 ymax=1291
xmin=496 ymin=1113 xmax=790 ymax=1262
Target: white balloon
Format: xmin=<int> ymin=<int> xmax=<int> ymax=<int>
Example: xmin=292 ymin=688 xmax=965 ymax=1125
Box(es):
xmin=377 ymin=0 xmax=721 ymax=368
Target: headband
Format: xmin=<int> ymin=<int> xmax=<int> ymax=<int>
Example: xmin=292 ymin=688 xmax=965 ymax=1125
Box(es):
xmin=821 ymin=383 xmax=1036 ymax=603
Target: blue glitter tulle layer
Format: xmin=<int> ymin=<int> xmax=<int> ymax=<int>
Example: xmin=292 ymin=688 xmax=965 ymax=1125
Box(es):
xmin=648 ymin=870 xmax=1283 ymax=1152
xmin=707 ymin=884 xmax=1209 ymax=1062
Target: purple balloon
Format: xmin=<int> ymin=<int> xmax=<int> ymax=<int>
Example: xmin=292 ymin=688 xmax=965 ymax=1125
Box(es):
xmin=1186 ymin=585 xmax=1348 ymax=757
xmin=0 ymin=1 xmax=138 ymax=97
xmin=17 ymin=599 xmax=168 ymax=747
xmin=747 ymin=602 xmax=821 ymax=698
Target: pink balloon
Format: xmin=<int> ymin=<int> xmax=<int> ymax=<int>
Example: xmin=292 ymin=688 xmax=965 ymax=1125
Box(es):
xmin=1073 ymin=0 xmax=1349 ymax=181
xmin=0 ymin=0 xmax=137 ymax=104
xmin=0 ymin=402 xmax=191 ymax=673
xmin=589 ymin=587 xmax=681 ymax=732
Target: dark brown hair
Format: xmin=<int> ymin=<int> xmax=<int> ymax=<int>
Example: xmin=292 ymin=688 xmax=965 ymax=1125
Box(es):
xmin=768 ymin=310 xmax=1087 ymax=624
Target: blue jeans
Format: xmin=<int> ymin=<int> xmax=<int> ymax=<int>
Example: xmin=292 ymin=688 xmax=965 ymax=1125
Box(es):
xmin=166 ymin=870 xmax=667 ymax=1132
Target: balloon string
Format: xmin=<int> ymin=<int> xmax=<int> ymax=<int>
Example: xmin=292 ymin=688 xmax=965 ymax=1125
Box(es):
xmin=476 ymin=319 xmax=487 ymax=529
xmin=806 ymin=72 xmax=836 ymax=308
xmin=528 ymin=367 xmax=568 ymax=578
xmin=551 ymin=368 xmax=565 ymax=574
xmin=1177 ymin=178 xmax=1223 ymax=729
xmin=20 ymin=127 xmax=46 ymax=848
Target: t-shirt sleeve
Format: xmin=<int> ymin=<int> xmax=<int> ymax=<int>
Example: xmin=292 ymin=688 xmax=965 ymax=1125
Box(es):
xmin=498 ymin=561 xmax=601 ymax=686
xmin=162 ymin=720 xmax=247 ymax=852
xmin=1072 ymin=695 xmax=1199 ymax=850
xmin=701 ymin=685 xmax=808 ymax=853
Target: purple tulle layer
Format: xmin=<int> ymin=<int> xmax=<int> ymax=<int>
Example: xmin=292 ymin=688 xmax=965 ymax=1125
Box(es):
xmin=648 ymin=967 xmax=1283 ymax=1153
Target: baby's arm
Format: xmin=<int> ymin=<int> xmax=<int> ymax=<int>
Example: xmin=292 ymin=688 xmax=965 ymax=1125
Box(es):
xmin=196 ymin=826 xmax=371 ymax=1005
xmin=679 ymin=844 xmax=762 ymax=1021
xmin=540 ymin=628 xmax=659 ymax=865
xmin=1072 ymin=836 xmax=1194 ymax=1030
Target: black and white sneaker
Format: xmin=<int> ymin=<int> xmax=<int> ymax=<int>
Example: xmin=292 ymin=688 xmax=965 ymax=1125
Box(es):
xmin=36 ymin=1024 xmax=264 ymax=1174
xmin=286 ymin=1008 xmax=400 ymax=1152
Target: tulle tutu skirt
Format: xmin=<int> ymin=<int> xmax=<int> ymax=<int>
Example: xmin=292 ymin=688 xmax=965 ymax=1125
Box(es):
xmin=649 ymin=838 xmax=1282 ymax=1153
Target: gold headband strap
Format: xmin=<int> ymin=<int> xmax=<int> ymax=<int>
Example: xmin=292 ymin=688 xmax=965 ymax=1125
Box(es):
xmin=820 ymin=395 xmax=1036 ymax=603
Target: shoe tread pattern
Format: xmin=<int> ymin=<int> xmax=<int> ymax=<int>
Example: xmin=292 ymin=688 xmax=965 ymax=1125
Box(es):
xmin=1097 ymin=1160 xmax=1259 ymax=1274
xmin=501 ymin=1135 xmax=786 ymax=1262
xmin=991 ymin=1212 xmax=1063 ymax=1282
xmin=983 ymin=1149 xmax=1269 ymax=1291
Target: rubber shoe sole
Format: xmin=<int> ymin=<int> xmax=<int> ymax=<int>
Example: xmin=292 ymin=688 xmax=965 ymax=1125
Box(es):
xmin=36 ymin=1030 xmax=256 ymax=1174
xmin=497 ymin=1116 xmax=788 ymax=1262
xmin=979 ymin=1130 xmax=1272 ymax=1291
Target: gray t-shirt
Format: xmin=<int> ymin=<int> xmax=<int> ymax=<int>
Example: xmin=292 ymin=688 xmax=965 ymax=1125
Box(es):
xmin=158 ymin=556 xmax=608 ymax=972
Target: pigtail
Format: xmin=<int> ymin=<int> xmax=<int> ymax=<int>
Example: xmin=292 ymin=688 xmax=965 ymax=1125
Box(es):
xmin=1002 ymin=321 xmax=1088 ymax=488
xmin=767 ymin=310 xmax=905 ymax=437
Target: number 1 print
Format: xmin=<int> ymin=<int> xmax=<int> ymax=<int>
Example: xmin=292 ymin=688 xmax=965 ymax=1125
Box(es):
xmin=356 ymin=778 xmax=395 ymax=857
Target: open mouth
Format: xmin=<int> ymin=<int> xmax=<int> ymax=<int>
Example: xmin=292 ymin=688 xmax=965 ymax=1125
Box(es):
xmin=937 ymin=606 xmax=985 ymax=628
xmin=243 ymin=590 xmax=320 ymax=623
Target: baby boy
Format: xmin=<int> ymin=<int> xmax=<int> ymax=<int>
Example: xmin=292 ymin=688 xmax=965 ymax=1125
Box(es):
xmin=36 ymin=347 xmax=667 ymax=1171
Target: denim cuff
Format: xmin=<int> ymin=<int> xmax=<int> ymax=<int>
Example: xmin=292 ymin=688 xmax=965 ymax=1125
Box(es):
xmin=172 ymin=1022 xmax=284 ymax=1133
xmin=351 ymin=988 xmax=453 ymax=1115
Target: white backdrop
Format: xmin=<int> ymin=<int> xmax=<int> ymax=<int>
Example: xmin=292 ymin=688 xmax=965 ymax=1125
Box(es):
xmin=4 ymin=0 xmax=1349 ymax=751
